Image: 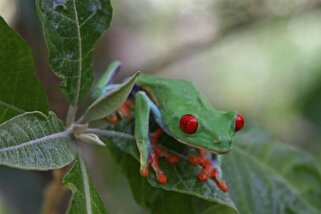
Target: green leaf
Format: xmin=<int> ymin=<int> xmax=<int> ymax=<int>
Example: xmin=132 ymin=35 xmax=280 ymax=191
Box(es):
xmin=0 ymin=111 xmax=75 ymax=170
xmin=224 ymin=126 xmax=321 ymax=214
xmin=80 ymin=72 xmax=140 ymax=123
xmin=0 ymin=17 xmax=49 ymax=123
xmin=100 ymin=120 xmax=238 ymax=214
xmin=101 ymin=120 xmax=321 ymax=214
xmin=63 ymin=157 xmax=108 ymax=214
xmin=108 ymin=142 xmax=237 ymax=214
xmin=36 ymin=0 xmax=113 ymax=105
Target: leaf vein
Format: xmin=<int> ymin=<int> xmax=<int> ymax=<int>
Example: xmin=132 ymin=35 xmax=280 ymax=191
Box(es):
xmin=0 ymin=100 xmax=25 ymax=114
xmin=235 ymin=147 xmax=315 ymax=211
xmin=72 ymin=0 xmax=82 ymax=106
xmin=80 ymin=157 xmax=92 ymax=214
xmin=0 ymin=130 xmax=70 ymax=153
xmin=52 ymin=10 xmax=75 ymax=23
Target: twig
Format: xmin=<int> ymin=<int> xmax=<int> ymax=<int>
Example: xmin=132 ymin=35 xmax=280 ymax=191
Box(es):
xmin=85 ymin=128 xmax=135 ymax=140
xmin=66 ymin=105 xmax=78 ymax=127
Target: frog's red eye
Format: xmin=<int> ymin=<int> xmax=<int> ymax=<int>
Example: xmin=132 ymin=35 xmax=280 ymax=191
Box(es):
xmin=180 ymin=114 xmax=199 ymax=134
xmin=235 ymin=113 xmax=244 ymax=132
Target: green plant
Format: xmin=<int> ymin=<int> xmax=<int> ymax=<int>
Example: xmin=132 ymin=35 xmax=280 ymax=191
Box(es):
xmin=0 ymin=0 xmax=320 ymax=213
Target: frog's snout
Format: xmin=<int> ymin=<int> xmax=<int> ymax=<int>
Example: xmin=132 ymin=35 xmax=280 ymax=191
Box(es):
xmin=217 ymin=138 xmax=233 ymax=151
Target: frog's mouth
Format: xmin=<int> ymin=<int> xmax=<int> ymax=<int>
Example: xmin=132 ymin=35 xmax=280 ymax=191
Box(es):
xmin=175 ymin=138 xmax=231 ymax=155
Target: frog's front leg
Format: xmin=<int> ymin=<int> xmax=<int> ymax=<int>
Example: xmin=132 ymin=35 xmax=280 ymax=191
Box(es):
xmin=188 ymin=149 xmax=228 ymax=192
xmin=134 ymin=91 xmax=180 ymax=184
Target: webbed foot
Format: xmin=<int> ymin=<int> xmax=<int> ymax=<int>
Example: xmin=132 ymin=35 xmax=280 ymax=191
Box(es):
xmin=117 ymin=99 xmax=134 ymax=119
xmin=188 ymin=149 xmax=228 ymax=192
xmin=140 ymin=129 xmax=180 ymax=184
xmin=105 ymin=99 xmax=134 ymax=124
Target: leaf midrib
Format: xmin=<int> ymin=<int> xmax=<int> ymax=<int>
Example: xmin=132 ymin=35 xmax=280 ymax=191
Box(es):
xmin=72 ymin=0 xmax=82 ymax=106
xmin=0 ymin=130 xmax=70 ymax=152
xmin=79 ymin=157 xmax=92 ymax=214
xmin=0 ymin=100 xmax=25 ymax=114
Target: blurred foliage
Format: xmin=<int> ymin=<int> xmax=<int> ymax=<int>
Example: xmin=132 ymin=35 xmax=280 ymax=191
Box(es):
xmin=0 ymin=0 xmax=321 ymax=213
xmin=0 ymin=166 xmax=47 ymax=213
xmin=300 ymin=74 xmax=321 ymax=128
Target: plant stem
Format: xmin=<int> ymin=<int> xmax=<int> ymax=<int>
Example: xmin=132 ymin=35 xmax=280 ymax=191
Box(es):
xmin=66 ymin=105 xmax=78 ymax=127
xmin=42 ymin=168 xmax=68 ymax=214
xmin=85 ymin=128 xmax=135 ymax=139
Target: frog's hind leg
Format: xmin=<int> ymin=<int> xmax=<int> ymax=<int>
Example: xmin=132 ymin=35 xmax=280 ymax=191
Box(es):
xmin=188 ymin=149 xmax=228 ymax=192
xmin=117 ymin=99 xmax=134 ymax=119
xmin=135 ymin=91 xmax=180 ymax=184
xmin=93 ymin=61 xmax=135 ymax=125
xmin=103 ymin=99 xmax=134 ymax=125
xmin=93 ymin=61 xmax=122 ymax=99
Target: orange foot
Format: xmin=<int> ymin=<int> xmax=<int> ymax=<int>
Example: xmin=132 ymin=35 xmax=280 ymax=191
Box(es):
xmin=105 ymin=99 xmax=134 ymax=124
xmin=117 ymin=99 xmax=134 ymax=119
xmin=188 ymin=149 xmax=228 ymax=192
xmin=141 ymin=129 xmax=181 ymax=184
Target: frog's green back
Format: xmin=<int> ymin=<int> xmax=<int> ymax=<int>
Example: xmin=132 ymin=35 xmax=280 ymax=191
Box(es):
xmin=137 ymin=74 xmax=212 ymax=111
xmin=136 ymin=74 xmax=237 ymax=153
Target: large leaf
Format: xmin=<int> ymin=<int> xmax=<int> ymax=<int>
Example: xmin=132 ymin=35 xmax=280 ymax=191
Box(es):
xmin=0 ymin=17 xmax=48 ymax=123
xmin=108 ymin=141 xmax=236 ymax=214
xmin=100 ymin=120 xmax=238 ymax=214
xmin=80 ymin=72 xmax=140 ymax=123
xmin=0 ymin=111 xmax=75 ymax=170
xmin=224 ymin=126 xmax=321 ymax=214
xmin=63 ymin=157 xmax=108 ymax=214
xmin=36 ymin=0 xmax=113 ymax=105
xmin=100 ymin=120 xmax=321 ymax=214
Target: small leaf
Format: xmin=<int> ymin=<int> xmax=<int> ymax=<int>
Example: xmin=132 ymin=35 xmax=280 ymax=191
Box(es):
xmin=63 ymin=157 xmax=108 ymax=214
xmin=0 ymin=17 xmax=48 ymax=123
xmin=76 ymin=133 xmax=105 ymax=146
xmin=0 ymin=111 xmax=75 ymax=170
xmin=80 ymin=72 xmax=140 ymax=123
xmin=36 ymin=0 xmax=113 ymax=105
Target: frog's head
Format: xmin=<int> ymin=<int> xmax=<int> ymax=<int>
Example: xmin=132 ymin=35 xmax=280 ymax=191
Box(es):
xmin=168 ymin=110 xmax=244 ymax=154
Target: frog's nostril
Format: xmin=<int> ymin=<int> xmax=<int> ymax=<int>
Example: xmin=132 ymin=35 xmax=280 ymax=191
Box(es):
xmin=222 ymin=140 xmax=232 ymax=148
xmin=218 ymin=138 xmax=231 ymax=145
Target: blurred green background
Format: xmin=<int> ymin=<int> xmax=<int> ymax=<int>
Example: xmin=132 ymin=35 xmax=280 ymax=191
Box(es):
xmin=0 ymin=0 xmax=320 ymax=213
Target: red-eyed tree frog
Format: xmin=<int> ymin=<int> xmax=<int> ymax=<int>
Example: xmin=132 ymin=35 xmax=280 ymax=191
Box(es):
xmin=94 ymin=62 xmax=245 ymax=192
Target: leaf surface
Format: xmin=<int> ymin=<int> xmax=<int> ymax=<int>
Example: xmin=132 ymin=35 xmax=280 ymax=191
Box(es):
xmin=0 ymin=111 xmax=75 ymax=170
xmin=224 ymin=126 xmax=321 ymax=214
xmin=101 ymin=120 xmax=237 ymax=214
xmin=108 ymin=141 xmax=237 ymax=214
xmin=101 ymin=121 xmax=321 ymax=214
xmin=63 ymin=157 xmax=108 ymax=214
xmin=81 ymin=72 xmax=140 ymax=123
xmin=37 ymin=0 xmax=113 ymax=105
xmin=0 ymin=17 xmax=48 ymax=123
